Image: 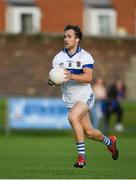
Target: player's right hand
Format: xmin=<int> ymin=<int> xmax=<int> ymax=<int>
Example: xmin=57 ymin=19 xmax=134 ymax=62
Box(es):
xmin=48 ymin=79 xmax=56 ymax=86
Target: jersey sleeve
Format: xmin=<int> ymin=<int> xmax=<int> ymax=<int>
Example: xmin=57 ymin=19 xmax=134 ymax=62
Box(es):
xmin=82 ymin=52 xmax=94 ymax=69
xmin=52 ymin=54 xmax=60 ymax=68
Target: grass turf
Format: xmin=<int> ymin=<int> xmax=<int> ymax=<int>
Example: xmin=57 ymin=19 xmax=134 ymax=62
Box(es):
xmin=0 ymin=131 xmax=136 ymax=179
xmin=0 ymin=99 xmax=136 ymax=178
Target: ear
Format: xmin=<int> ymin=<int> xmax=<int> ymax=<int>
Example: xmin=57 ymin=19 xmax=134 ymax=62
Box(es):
xmin=76 ymin=38 xmax=80 ymax=44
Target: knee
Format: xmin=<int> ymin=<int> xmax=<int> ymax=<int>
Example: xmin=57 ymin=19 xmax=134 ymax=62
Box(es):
xmin=68 ymin=113 xmax=78 ymax=124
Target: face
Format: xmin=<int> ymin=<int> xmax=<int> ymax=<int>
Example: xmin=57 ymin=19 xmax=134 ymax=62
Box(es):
xmin=64 ymin=29 xmax=79 ymax=51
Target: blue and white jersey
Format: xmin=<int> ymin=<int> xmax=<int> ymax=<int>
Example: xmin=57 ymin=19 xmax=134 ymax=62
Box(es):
xmin=52 ymin=47 xmax=95 ymax=108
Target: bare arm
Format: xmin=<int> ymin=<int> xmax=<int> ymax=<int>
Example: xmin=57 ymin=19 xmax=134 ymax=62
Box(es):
xmin=69 ymin=68 xmax=93 ymax=83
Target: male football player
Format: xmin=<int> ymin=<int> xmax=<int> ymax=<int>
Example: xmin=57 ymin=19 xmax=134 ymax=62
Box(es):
xmin=48 ymin=25 xmax=119 ymax=168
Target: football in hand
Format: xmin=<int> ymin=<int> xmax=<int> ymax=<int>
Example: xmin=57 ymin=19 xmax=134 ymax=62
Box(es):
xmin=49 ymin=67 xmax=66 ymax=85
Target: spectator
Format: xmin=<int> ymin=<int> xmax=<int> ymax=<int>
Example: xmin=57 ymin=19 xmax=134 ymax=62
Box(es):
xmin=91 ymin=77 xmax=107 ymax=128
xmin=116 ymin=80 xmax=126 ymax=101
xmin=103 ymin=80 xmax=126 ymax=134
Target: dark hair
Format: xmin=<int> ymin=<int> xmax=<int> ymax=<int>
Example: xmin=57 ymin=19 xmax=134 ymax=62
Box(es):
xmin=64 ymin=25 xmax=82 ymax=41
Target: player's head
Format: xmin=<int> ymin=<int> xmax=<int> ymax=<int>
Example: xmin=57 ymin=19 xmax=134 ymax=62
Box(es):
xmin=64 ymin=25 xmax=82 ymax=50
xmin=64 ymin=25 xmax=82 ymax=41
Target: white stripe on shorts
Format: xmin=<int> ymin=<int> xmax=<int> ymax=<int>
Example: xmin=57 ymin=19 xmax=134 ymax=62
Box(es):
xmin=86 ymin=93 xmax=95 ymax=110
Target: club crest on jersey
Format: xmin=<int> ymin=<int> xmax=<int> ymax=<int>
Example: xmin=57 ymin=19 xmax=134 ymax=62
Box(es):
xmin=68 ymin=62 xmax=72 ymax=67
xmin=76 ymin=61 xmax=81 ymax=67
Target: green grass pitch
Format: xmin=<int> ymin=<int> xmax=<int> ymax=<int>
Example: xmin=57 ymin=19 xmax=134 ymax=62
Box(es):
xmin=0 ymin=131 xmax=136 ymax=179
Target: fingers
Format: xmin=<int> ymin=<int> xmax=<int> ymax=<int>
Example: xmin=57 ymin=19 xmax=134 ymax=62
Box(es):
xmin=64 ymin=69 xmax=71 ymax=82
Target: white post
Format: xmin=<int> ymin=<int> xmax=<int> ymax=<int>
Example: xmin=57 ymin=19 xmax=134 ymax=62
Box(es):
xmin=5 ymin=98 xmax=10 ymax=135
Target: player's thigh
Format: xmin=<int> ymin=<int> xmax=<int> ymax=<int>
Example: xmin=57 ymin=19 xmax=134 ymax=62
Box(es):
xmin=68 ymin=101 xmax=89 ymax=122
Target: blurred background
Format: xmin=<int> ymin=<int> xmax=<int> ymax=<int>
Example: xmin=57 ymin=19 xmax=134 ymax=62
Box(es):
xmin=0 ymin=0 xmax=136 ymax=178
xmin=0 ymin=0 xmax=136 ymax=133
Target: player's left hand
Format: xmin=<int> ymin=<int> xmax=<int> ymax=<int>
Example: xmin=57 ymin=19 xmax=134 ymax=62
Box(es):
xmin=64 ymin=69 xmax=71 ymax=82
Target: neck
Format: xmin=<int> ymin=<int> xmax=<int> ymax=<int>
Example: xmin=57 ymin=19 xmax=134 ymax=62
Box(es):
xmin=67 ymin=46 xmax=79 ymax=55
